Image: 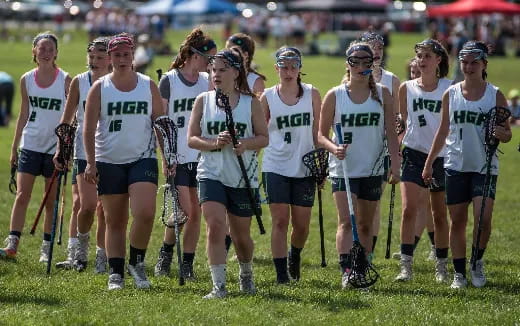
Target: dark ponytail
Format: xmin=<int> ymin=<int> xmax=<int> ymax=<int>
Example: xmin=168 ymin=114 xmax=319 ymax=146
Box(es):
xmin=169 ymin=27 xmax=215 ymax=71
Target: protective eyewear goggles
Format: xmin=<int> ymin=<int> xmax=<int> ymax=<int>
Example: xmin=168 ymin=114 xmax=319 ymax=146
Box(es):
xmin=276 ymin=55 xmax=302 ymax=69
xmin=347 ymin=56 xmax=374 ymax=68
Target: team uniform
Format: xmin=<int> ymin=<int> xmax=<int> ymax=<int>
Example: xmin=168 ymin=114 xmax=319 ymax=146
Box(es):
xmin=444 ymin=82 xmax=499 ymax=205
xmin=18 ymin=68 xmax=68 ymax=177
xmin=328 ymin=84 xmax=386 ymax=201
xmin=262 ymin=83 xmax=315 ymax=207
xmin=96 ymin=73 xmax=158 ymax=195
xmin=71 ymin=71 xmax=92 ymax=185
xmin=247 ymin=72 xmax=261 ymax=92
xmin=401 ymin=78 xmax=452 ymax=192
xmin=162 ymin=70 xmax=209 ymax=187
xmin=197 ymin=90 xmax=259 ymax=217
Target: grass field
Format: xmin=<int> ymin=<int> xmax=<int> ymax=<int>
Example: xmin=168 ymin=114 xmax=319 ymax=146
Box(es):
xmin=0 ymin=28 xmax=520 ymax=325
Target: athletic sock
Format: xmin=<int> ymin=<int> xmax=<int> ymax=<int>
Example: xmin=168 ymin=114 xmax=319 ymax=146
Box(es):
xmin=129 ymin=246 xmax=146 ymax=266
xmin=162 ymin=242 xmax=175 ymax=253
xmin=435 ymin=247 xmax=449 ymax=259
xmin=339 ymin=253 xmax=352 ymax=271
xmin=183 ymin=252 xmax=195 ymax=265
xmin=428 ymin=231 xmax=435 ymax=246
xmin=239 ymin=260 xmax=253 ymax=276
xmin=401 ymin=243 xmax=415 ymax=257
xmin=209 ymin=264 xmax=226 ymax=289
xmin=9 ymin=230 xmax=21 ymax=238
xmin=273 ymin=257 xmax=288 ymax=279
xmin=453 ymin=258 xmax=466 ymax=278
xmin=372 ymin=236 xmax=378 ymax=252
xmin=43 ymin=233 xmax=51 ymax=242
xmin=413 ymin=236 xmax=421 ymax=249
xmin=472 ymin=247 xmax=486 ymax=261
xmin=108 ymin=257 xmax=125 ymax=277
xmin=225 ymin=235 xmax=232 ymax=252
xmin=289 ymin=245 xmax=302 ymax=258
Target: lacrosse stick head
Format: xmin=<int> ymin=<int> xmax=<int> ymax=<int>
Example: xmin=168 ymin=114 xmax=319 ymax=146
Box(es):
xmin=484 ymin=106 xmax=511 ymax=153
xmin=9 ymin=164 xmax=17 ymax=195
xmin=160 ymin=177 xmax=188 ymax=228
xmin=154 ymin=116 xmax=178 ymax=168
xmin=55 ymin=123 xmax=76 ymax=165
xmin=395 ymin=113 xmax=405 ymax=136
xmin=347 ymin=241 xmax=380 ymax=288
xmin=302 ymin=149 xmax=329 ymax=186
xmin=215 ymin=88 xmax=231 ymax=111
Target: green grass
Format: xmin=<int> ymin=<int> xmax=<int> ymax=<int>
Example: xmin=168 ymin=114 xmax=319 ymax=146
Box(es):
xmin=1 ymin=28 xmax=520 ymax=325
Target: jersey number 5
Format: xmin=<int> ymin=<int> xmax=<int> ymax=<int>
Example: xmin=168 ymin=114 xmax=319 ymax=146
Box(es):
xmin=418 ymin=114 xmax=427 ymax=127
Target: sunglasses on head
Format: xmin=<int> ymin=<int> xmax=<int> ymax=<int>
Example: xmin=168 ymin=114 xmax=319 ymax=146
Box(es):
xmin=458 ymin=48 xmax=487 ymax=61
xmin=190 ymin=46 xmax=212 ymax=60
xmin=415 ymin=39 xmax=444 ymax=56
xmin=347 ymin=56 xmax=373 ymax=68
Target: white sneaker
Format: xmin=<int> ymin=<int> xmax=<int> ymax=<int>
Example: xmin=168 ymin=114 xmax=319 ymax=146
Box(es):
xmin=470 ymin=260 xmax=487 ymax=288
xmin=392 ymin=252 xmax=401 ymax=260
xmin=435 ymin=258 xmax=449 ymax=283
xmin=341 ymin=269 xmax=352 ymax=289
xmin=39 ymin=240 xmax=51 ymax=263
xmin=203 ymin=285 xmax=227 ymax=299
xmin=427 ymin=245 xmax=436 ymax=261
xmin=74 ymin=234 xmax=90 ymax=272
xmin=239 ymin=273 xmax=256 ymax=295
xmin=127 ymin=262 xmax=151 ymax=289
xmin=395 ymin=254 xmax=413 ymax=281
xmin=450 ymin=272 xmax=468 ymax=289
xmin=95 ymin=248 xmax=107 ymax=274
xmin=108 ymin=273 xmax=124 ymax=291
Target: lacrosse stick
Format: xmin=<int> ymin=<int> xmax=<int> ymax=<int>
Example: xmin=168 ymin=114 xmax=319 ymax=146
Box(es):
xmin=471 ymin=106 xmax=510 ymax=271
xmin=47 ymin=122 xmax=76 ymax=274
xmin=335 ymin=123 xmax=379 ymax=288
xmin=156 ymin=69 xmax=163 ymax=82
xmin=217 ymin=89 xmax=265 ymax=235
xmin=302 ymin=148 xmax=329 ymax=267
xmin=385 ymin=184 xmax=396 ymax=259
xmin=154 ymin=115 xmax=187 ymax=286
xmin=9 ymin=163 xmax=17 ymax=195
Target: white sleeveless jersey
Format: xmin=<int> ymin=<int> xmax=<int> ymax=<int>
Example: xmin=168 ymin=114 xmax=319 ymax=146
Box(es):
xmin=262 ymin=83 xmax=315 ymax=177
xmin=20 ymin=68 xmax=68 ymax=154
xmin=445 ymin=82 xmax=499 ymax=175
xmin=74 ymin=71 xmax=92 ymax=160
xmin=166 ymin=69 xmax=209 ymax=164
xmin=197 ymin=91 xmax=259 ymax=188
xmin=247 ymin=72 xmax=260 ymax=92
xmin=380 ymin=69 xmax=396 ymax=96
xmin=402 ymin=78 xmax=452 ymax=156
xmin=329 ymin=84 xmax=386 ymax=178
xmin=96 ymin=73 xmax=156 ymax=164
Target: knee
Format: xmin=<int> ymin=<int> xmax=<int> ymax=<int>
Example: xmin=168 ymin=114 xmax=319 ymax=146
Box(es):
xmin=205 ymin=216 xmax=226 ymax=239
xmin=72 ymin=197 xmax=81 ymax=215
xmin=14 ymin=191 xmax=32 ymax=207
xmin=272 ymin=216 xmax=290 ymax=232
xmin=402 ymin=204 xmax=418 ymax=222
xmin=292 ymin=222 xmax=309 ymax=236
xmin=356 ymin=220 xmax=372 ymax=235
xmin=232 ymin=233 xmax=252 ymax=249
xmin=337 ymin=220 xmax=351 ymax=233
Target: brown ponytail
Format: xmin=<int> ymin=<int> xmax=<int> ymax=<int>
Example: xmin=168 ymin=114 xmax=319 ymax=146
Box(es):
xmin=169 ymin=27 xmax=215 ymax=70
xmin=226 ymin=33 xmax=266 ymax=81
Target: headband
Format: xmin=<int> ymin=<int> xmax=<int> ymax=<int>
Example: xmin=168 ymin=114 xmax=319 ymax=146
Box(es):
xmin=415 ymin=39 xmax=445 ymax=56
xmin=275 ymin=47 xmax=302 ymax=67
xmin=360 ymin=32 xmax=384 ymax=46
xmin=458 ymin=42 xmax=488 ymax=61
xmin=108 ymin=36 xmax=135 ymax=53
xmin=193 ymin=39 xmax=216 ymax=53
xmin=87 ymin=38 xmax=109 ymax=52
xmin=211 ymin=50 xmax=242 ymax=69
xmin=228 ymin=35 xmax=250 ymax=53
xmin=33 ymin=33 xmax=58 ymax=49
xmin=346 ymin=45 xmax=373 ymax=58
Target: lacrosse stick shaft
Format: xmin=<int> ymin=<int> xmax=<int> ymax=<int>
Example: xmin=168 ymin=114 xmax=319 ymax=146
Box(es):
xmin=317 ymin=188 xmax=326 ymax=267
xmin=57 ymin=170 xmax=68 ymax=245
xmin=47 ymin=171 xmax=64 ymax=274
xmin=168 ymin=176 xmax=185 ymax=285
xmin=31 ymin=169 xmax=59 ymax=235
xmin=385 ymin=184 xmax=396 ymax=259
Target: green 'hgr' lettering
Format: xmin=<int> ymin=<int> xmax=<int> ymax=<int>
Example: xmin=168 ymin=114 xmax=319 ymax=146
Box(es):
xmin=108 ymin=101 xmax=148 ymax=116
xmin=173 ymin=98 xmax=195 ymax=113
xmin=453 ymin=110 xmax=486 ymax=126
xmin=342 ymin=113 xmax=380 ymax=127
xmin=28 ymin=96 xmax=62 ymax=111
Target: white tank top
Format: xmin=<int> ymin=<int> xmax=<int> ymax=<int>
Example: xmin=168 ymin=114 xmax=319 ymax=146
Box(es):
xmin=445 ymin=82 xmax=499 ymax=174
xmin=402 ymin=78 xmax=452 ymax=156
xmin=96 ymin=73 xmax=156 ymax=164
xmin=74 ymin=71 xmax=92 ymax=160
xmin=328 ymin=84 xmax=385 ymax=178
xmin=247 ymin=72 xmax=260 ymax=92
xmin=380 ymin=69 xmax=396 ymax=96
xmin=166 ymin=69 xmax=209 ymax=164
xmin=262 ymin=83 xmax=314 ymax=177
xmin=197 ymin=91 xmax=259 ymax=188
xmin=20 ymin=68 xmax=68 ymax=154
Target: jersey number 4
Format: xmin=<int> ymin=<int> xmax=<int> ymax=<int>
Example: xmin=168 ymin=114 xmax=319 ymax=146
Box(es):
xmin=284 ymin=131 xmax=292 ymax=144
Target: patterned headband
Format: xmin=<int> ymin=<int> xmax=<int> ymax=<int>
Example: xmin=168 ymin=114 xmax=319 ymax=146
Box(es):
xmin=211 ymin=50 xmax=242 ymax=69
xmin=346 ymin=45 xmax=373 ymax=58
xmin=108 ymin=36 xmax=135 ymax=53
xmin=360 ymin=32 xmax=384 ymax=46
xmin=275 ymin=47 xmax=302 ymax=67
xmin=33 ymin=33 xmax=58 ymax=49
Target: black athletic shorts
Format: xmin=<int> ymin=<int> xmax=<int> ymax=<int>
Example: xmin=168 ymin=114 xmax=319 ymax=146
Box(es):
xmin=97 ymin=158 xmax=158 ymax=195
xmin=174 ymin=162 xmax=198 ymax=188
xmin=382 ymin=155 xmax=390 ymax=183
xmin=262 ymin=172 xmax=315 ymax=207
xmin=17 ymin=149 xmax=54 ymax=178
xmin=445 ymin=169 xmax=497 ymax=205
xmin=401 ymin=147 xmax=445 ymax=192
xmin=198 ymin=178 xmax=261 ymax=217
xmin=331 ymin=175 xmax=383 ymax=201
xmin=71 ymin=159 xmax=87 ymax=185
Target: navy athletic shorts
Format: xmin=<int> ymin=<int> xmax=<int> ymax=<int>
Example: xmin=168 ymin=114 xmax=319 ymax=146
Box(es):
xmin=262 ymin=172 xmax=315 ymax=207
xmin=331 ymin=175 xmax=383 ymax=201
xmin=17 ymin=149 xmax=54 ymax=178
xmin=198 ymin=178 xmax=261 ymax=217
xmin=97 ymin=158 xmax=158 ymax=195
xmin=400 ymin=147 xmax=445 ymax=192
xmin=445 ymin=169 xmax=497 ymax=205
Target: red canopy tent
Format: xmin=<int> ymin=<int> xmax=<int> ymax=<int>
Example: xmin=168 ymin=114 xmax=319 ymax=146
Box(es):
xmin=428 ymin=0 xmax=520 ymax=17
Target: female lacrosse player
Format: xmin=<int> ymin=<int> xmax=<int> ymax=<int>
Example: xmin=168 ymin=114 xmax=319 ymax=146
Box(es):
xmin=154 ymin=28 xmax=216 ymax=279
xmin=187 ymin=48 xmax=268 ymax=299
xmin=226 ymin=33 xmax=266 ymax=96
xmin=261 ymin=47 xmax=321 ymax=284
xmin=358 ymin=32 xmax=401 ymax=255
xmin=423 ymin=41 xmax=511 ymax=289
xmin=396 ymin=39 xmax=452 ymax=283
xmin=0 ymin=32 xmax=70 ymax=263
xmin=54 ymin=37 xmax=111 ymax=273
xmin=318 ymin=41 xmax=400 ymax=288
xmin=83 ymin=34 xmax=165 ymax=290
